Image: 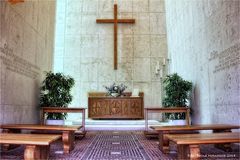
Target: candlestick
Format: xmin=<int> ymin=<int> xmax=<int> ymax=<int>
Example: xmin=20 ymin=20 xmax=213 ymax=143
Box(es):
xmin=157 ymin=61 xmax=160 ymax=68
xmin=155 ymin=66 xmax=159 ymax=75
xmin=160 ymin=69 xmax=163 ymax=78
xmin=162 ymin=58 xmax=166 ymax=66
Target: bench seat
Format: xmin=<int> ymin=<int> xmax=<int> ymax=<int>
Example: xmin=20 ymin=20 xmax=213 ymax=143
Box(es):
xmin=0 ymin=124 xmax=82 ymax=154
xmin=150 ymin=124 xmax=240 ymax=153
xmin=167 ymin=132 xmax=240 ymax=145
xmin=0 ymin=133 xmax=61 ymax=160
xmin=166 ymin=132 xmax=240 ymax=160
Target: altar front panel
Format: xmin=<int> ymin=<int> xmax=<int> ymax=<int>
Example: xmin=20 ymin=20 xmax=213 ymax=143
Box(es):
xmin=88 ymin=93 xmax=144 ymax=119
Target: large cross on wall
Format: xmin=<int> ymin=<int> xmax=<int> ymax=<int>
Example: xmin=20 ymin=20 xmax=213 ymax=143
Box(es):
xmin=96 ymin=4 xmax=135 ymax=70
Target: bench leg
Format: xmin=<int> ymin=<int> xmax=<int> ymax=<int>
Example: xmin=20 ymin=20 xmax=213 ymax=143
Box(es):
xmin=62 ymin=131 xmax=75 ymax=154
xmin=158 ymin=132 xmax=170 ymax=154
xmin=178 ymin=144 xmax=200 ymax=160
xmin=189 ymin=145 xmax=200 ymax=160
xmin=177 ymin=144 xmax=189 ymax=160
xmin=24 ymin=145 xmax=49 ymax=160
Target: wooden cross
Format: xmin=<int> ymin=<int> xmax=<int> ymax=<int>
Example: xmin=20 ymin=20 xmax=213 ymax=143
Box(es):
xmin=8 ymin=0 xmax=24 ymax=4
xmin=96 ymin=4 xmax=135 ymax=70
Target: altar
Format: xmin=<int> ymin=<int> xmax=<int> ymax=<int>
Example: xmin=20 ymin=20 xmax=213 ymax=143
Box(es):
xmin=88 ymin=92 xmax=144 ymax=119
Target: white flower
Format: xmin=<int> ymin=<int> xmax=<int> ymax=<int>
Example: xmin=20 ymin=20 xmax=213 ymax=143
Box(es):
xmin=41 ymin=90 xmax=49 ymax=95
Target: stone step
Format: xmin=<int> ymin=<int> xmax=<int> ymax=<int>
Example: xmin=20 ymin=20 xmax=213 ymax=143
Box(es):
xmin=65 ymin=119 xmax=170 ymax=131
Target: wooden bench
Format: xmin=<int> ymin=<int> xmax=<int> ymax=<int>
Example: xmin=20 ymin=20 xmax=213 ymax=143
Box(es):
xmin=166 ymin=132 xmax=240 ymax=160
xmin=150 ymin=124 xmax=240 ymax=153
xmin=0 ymin=124 xmax=82 ymax=154
xmin=41 ymin=107 xmax=87 ymax=137
xmin=0 ymin=133 xmax=61 ymax=160
xmin=144 ymin=107 xmax=191 ymax=137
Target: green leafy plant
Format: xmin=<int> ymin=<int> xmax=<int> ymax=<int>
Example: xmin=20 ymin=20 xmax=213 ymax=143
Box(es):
xmin=40 ymin=71 xmax=75 ymax=120
xmin=162 ymin=73 xmax=192 ymax=120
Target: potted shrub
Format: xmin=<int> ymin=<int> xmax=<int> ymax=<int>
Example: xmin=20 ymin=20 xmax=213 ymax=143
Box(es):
xmin=40 ymin=71 xmax=75 ymax=125
xmin=162 ymin=73 xmax=192 ymax=125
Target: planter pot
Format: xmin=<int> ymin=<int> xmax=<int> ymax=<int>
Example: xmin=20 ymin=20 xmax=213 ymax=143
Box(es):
xmin=111 ymin=93 xmax=120 ymax=97
xmin=46 ymin=119 xmax=64 ymax=125
xmin=168 ymin=119 xmax=187 ymax=125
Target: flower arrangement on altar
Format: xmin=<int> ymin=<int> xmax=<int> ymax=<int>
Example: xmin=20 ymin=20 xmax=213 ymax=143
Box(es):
xmin=104 ymin=83 xmax=127 ymax=97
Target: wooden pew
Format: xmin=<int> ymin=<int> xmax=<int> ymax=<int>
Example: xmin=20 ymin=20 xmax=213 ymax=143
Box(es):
xmin=166 ymin=132 xmax=240 ymax=160
xmin=41 ymin=107 xmax=87 ymax=137
xmin=0 ymin=124 xmax=82 ymax=154
xmin=150 ymin=124 xmax=240 ymax=153
xmin=144 ymin=107 xmax=191 ymax=137
xmin=0 ymin=133 xmax=61 ymax=160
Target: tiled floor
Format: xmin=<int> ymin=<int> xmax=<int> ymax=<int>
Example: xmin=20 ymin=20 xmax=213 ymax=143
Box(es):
xmin=1 ymin=131 xmax=239 ymax=160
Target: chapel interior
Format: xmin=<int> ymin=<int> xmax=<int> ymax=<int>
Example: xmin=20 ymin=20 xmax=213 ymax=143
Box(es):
xmin=0 ymin=0 xmax=239 ymax=160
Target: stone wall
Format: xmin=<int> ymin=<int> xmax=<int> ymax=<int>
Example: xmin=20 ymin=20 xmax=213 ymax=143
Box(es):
xmin=165 ymin=0 xmax=240 ymax=125
xmin=0 ymin=1 xmax=56 ymax=124
xmin=54 ymin=0 xmax=168 ymax=120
